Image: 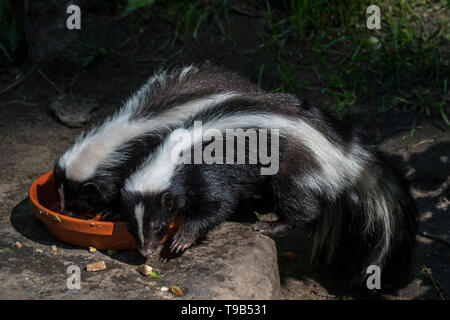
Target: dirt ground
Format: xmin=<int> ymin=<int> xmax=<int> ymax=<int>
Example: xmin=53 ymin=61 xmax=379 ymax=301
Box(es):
xmin=0 ymin=7 xmax=449 ymax=299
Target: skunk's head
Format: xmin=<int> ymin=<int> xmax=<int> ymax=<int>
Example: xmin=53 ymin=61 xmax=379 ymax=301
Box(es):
xmin=53 ymin=160 xmax=116 ymax=216
xmin=120 ymin=188 xmax=180 ymax=258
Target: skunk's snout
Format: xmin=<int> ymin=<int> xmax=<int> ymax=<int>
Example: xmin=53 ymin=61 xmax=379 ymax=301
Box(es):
xmin=138 ymin=247 xmax=153 ymax=258
xmin=138 ymin=246 xmax=160 ymax=258
xmin=137 ymin=238 xmax=162 ymax=258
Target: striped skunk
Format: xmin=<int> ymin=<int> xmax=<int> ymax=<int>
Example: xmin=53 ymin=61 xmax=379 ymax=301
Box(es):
xmin=121 ymin=92 xmax=418 ymax=288
xmin=53 ymin=65 xmax=261 ymax=218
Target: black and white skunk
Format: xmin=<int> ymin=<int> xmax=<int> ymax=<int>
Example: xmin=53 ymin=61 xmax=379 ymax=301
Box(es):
xmin=121 ymin=92 xmax=418 ymax=288
xmin=53 ymin=65 xmax=261 ymax=218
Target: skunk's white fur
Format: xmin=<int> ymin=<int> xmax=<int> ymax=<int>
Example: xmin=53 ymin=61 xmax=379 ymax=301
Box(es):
xmin=126 ymin=112 xmax=367 ymax=196
xmin=59 ymin=91 xmax=239 ymax=181
xmin=134 ymin=201 xmax=146 ymax=246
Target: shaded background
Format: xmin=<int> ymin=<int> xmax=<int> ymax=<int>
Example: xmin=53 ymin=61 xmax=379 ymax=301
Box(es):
xmin=0 ymin=0 xmax=449 ymax=299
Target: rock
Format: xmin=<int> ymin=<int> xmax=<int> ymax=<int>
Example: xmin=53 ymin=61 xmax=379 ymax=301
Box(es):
xmin=48 ymin=94 xmax=98 ymax=128
xmin=50 ymin=245 xmax=57 ymax=256
xmin=86 ymin=261 xmax=107 ymax=272
xmin=138 ymin=264 xmax=153 ymax=276
xmin=7 ymin=199 xmax=281 ymax=299
xmin=147 ymin=222 xmax=281 ymax=299
xmin=168 ymin=285 xmax=183 ymax=296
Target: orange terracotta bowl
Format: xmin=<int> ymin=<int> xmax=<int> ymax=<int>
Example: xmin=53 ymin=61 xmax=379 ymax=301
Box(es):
xmin=28 ymin=171 xmax=183 ymax=250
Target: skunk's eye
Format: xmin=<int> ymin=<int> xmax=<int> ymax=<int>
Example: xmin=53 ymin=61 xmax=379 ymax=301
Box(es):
xmin=82 ymin=183 xmax=99 ymax=194
xmin=161 ymin=192 xmax=174 ymax=210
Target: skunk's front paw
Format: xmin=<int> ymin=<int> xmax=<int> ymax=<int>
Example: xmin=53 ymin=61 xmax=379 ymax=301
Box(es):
xmin=251 ymin=221 xmax=289 ymax=237
xmin=170 ymin=226 xmax=197 ymax=253
xmin=251 ymin=221 xmax=273 ymax=234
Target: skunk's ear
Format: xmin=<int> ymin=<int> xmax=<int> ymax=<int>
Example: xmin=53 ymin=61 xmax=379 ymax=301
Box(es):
xmin=82 ymin=182 xmax=106 ymax=200
xmin=161 ymin=192 xmax=174 ymax=211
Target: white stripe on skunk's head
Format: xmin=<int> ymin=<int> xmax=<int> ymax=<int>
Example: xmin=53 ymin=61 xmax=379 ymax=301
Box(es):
xmin=121 ymin=188 xmax=179 ymax=258
xmin=53 ymin=159 xmax=66 ymax=212
xmin=57 ymin=184 xmax=65 ymax=213
xmin=134 ymin=202 xmax=146 ymax=246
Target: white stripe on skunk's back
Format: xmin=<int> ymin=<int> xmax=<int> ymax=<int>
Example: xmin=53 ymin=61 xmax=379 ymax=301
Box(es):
xmin=125 ymin=112 xmax=369 ymax=196
xmin=58 ymin=92 xmax=240 ymax=182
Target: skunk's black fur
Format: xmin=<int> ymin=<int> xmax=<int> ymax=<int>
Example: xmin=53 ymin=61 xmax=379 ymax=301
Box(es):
xmin=122 ymin=89 xmax=418 ymax=289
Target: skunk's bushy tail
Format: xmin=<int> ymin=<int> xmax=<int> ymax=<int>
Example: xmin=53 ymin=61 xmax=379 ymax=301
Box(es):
xmin=311 ymin=151 xmax=418 ymax=288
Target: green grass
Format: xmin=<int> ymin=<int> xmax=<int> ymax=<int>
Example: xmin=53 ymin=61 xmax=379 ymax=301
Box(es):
xmin=256 ymin=0 xmax=449 ymax=124
xmin=125 ymin=0 xmax=220 ymax=48
xmin=2 ymin=0 xmax=447 ymax=130
xmin=78 ymin=40 xmax=114 ymax=68
xmin=123 ymin=0 xmax=156 ymax=14
xmin=0 ymin=0 xmax=22 ymax=65
xmin=97 ymin=0 xmax=450 ymax=127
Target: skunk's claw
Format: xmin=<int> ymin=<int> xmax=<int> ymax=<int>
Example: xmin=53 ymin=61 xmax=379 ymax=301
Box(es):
xmin=159 ymin=256 xmax=169 ymax=262
xmin=170 ymin=227 xmax=196 ymax=253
